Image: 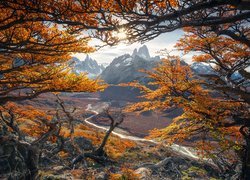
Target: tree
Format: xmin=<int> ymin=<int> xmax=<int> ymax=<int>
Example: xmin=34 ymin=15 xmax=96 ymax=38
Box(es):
xmin=0 ymin=0 xmax=107 ymax=119
xmin=107 ymin=1 xmax=249 ymax=178
xmin=0 ymin=1 xmax=106 ymax=178
xmin=124 ymin=20 xmax=250 ymax=179
xmin=0 ymin=0 xmax=249 ymax=178
xmin=124 ymin=56 xmax=247 ymax=177
xmin=0 ymin=97 xmax=135 ymax=178
xmin=176 ymin=26 xmax=250 ymax=103
xmin=94 ymin=0 xmax=250 ymax=45
xmin=72 ymin=108 xmax=128 ymax=166
xmin=176 ymin=26 xmax=250 ymax=178
xmin=1 ymin=1 xmax=249 ymax=46
xmin=0 ymin=14 xmax=105 ymax=104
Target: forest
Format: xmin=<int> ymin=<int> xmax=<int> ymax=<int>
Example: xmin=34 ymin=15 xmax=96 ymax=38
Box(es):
xmin=0 ymin=0 xmax=249 ymax=179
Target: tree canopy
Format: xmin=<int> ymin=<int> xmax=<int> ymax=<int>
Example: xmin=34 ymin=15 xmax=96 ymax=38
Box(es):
xmin=122 ymin=1 xmax=249 ymax=178
xmin=0 ymin=1 xmax=108 ymax=105
xmin=0 ymin=0 xmax=249 ymax=179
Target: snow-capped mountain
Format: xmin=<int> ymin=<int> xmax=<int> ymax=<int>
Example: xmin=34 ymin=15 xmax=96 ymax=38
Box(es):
xmin=71 ymin=55 xmax=104 ymax=78
xmin=99 ymin=62 xmax=110 ymax=68
xmin=101 ymin=45 xmax=160 ymax=84
xmin=190 ymin=62 xmax=214 ymax=74
xmin=100 ymin=44 xmax=217 ymax=84
xmin=132 ymin=45 xmax=151 ymax=60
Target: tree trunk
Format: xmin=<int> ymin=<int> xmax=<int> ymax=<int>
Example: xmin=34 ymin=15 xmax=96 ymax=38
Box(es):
xmin=242 ymin=140 xmax=250 ymax=179
xmin=25 ymin=145 xmax=39 ymax=179
xmin=240 ymin=126 xmax=250 ymax=179
xmin=95 ymin=125 xmax=115 ymax=156
xmin=0 ymin=137 xmax=39 ymax=179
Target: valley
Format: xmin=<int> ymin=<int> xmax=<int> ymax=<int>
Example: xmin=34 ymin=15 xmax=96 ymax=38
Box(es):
xmin=1 ymin=2 xmax=248 ymax=179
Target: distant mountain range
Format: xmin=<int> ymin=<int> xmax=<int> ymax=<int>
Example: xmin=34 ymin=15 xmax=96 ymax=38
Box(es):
xmin=190 ymin=62 xmax=214 ymax=75
xmin=71 ymin=55 xmax=105 ymax=78
xmin=100 ymin=45 xmax=215 ymax=84
xmin=100 ymin=45 xmax=161 ymax=84
xmin=70 ymin=45 xmax=215 ymax=82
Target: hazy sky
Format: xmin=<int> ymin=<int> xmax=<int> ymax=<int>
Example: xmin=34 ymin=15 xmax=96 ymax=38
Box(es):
xmin=74 ymin=30 xmax=193 ymax=65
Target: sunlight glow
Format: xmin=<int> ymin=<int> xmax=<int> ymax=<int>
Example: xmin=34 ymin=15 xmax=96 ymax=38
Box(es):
xmin=113 ymin=28 xmax=127 ymax=40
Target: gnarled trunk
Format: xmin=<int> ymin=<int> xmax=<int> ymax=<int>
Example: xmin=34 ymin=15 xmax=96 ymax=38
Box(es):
xmin=242 ymin=140 xmax=250 ymax=179
xmin=240 ymin=126 xmax=250 ymax=179
xmin=0 ymin=137 xmax=39 ymax=179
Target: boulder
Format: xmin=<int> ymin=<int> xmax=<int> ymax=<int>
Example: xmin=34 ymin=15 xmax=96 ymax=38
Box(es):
xmin=135 ymin=167 xmax=152 ymax=180
xmin=137 ymin=156 xmax=221 ymax=179
xmin=95 ymin=171 xmax=108 ymax=180
xmin=73 ymin=137 xmax=93 ymax=151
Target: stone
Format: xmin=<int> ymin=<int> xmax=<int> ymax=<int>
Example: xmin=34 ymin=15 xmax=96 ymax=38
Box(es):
xmin=73 ymin=137 xmax=93 ymax=151
xmin=52 ymin=166 xmax=64 ymax=171
xmin=95 ymin=171 xmax=108 ymax=180
xmin=135 ymin=167 xmax=152 ymax=180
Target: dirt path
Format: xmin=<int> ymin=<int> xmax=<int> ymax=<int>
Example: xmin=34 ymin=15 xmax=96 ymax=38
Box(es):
xmin=84 ymin=103 xmax=204 ymax=160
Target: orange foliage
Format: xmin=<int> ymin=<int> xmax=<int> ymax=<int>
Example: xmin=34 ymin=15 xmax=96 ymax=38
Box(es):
xmin=73 ymin=125 xmax=136 ymax=159
xmin=0 ymin=102 xmax=134 ymax=160
xmin=0 ymin=102 xmax=54 ymax=138
xmin=176 ymin=28 xmax=250 ymax=68
xmin=0 ymin=0 xmax=111 ymax=160
xmin=110 ymin=167 xmax=140 ymax=180
xmin=125 ymin=55 xmax=244 ymax=157
xmin=0 ymin=1 xmax=107 ymax=105
xmin=58 ymin=151 xmax=69 ymax=158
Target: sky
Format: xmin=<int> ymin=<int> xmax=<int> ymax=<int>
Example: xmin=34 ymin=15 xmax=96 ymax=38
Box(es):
xmin=74 ymin=30 xmax=193 ymax=65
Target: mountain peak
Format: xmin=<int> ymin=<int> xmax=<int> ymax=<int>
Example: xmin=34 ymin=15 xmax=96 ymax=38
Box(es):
xmin=71 ymin=56 xmax=104 ymax=78
xmin=132 ymin=45 xmax=150 ymax=60
xmin=85 ymin=54 xmax=92 ymax=62
xmin=132 ymin=48 xmax=138 ymax=57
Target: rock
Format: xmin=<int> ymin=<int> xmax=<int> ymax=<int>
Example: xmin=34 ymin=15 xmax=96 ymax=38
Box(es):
xmin=136 ymin=45 xmax=150 ymax=60
xmin=95 ymin=171 xmax=108 ymax=180
xmin=52 ymin=166 xmax=64 ymax=171
xmin=135 ymin=167 xmax=152 ymax=180
xmin=73 ymin=137 xmax=93 ymax=151
xmin=63 ymin=137 xmax=93 ymax=155
xmin=137 ymin=156 xmax=221 ymax=180
xmin=41 ymin=173 xmax=72 ymax=180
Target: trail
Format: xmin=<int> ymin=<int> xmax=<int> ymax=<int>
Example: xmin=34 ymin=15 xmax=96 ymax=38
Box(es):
xmin=84 ymin=103 xmax=200 ymax=160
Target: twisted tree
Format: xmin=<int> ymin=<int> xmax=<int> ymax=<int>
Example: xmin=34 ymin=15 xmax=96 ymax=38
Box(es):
xmin=0 ymin=0 xmax=249 ymax=178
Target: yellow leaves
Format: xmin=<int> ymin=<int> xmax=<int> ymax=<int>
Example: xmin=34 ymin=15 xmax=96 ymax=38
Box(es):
xmin=105 ymin=137 xmax=135 ymax=159
xmin=0 ymin=102 xmax=54 ymax=138
xmin=58 ymin=151 xmax=69 ymax=158
xmin=124 ymin=55 xmax=200 ymax=112
xmin=120 ymin=81 xmax=152 ymax=94
xmin=0 ymin=1 xmax=105 ymax=104
xmin=169 ymin=0 xmax=178 ymax=7
xmin=176 ymin=27 xmax=250 ymax=71
xmin=1 ymin=57 xmax=106 ymax=98
xmin=64 ymin=124 xmax=135 ymax=160
xmin=1 ymin=101 xmax=135 ymax=161
xmin=110 ymin=167 xmax=140 ymax=180
xmin=148 ymin=123 xmax=180 ymax=143
xmin=51 ymin=71 xmax=106 ymax=93
xmin=125 ymin=52 xmax=245 ymax=157
xmin=192 ymin=54 xmax=212 ymax=62
xmin=124 ymin=101 xmax=154 ymax=113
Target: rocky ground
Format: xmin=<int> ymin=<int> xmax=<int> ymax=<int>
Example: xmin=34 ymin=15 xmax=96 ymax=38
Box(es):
xmin=0 ymin=93 xmax=231 ymax=179
xmin=36 ymin=141 xmax=221 ymax=180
